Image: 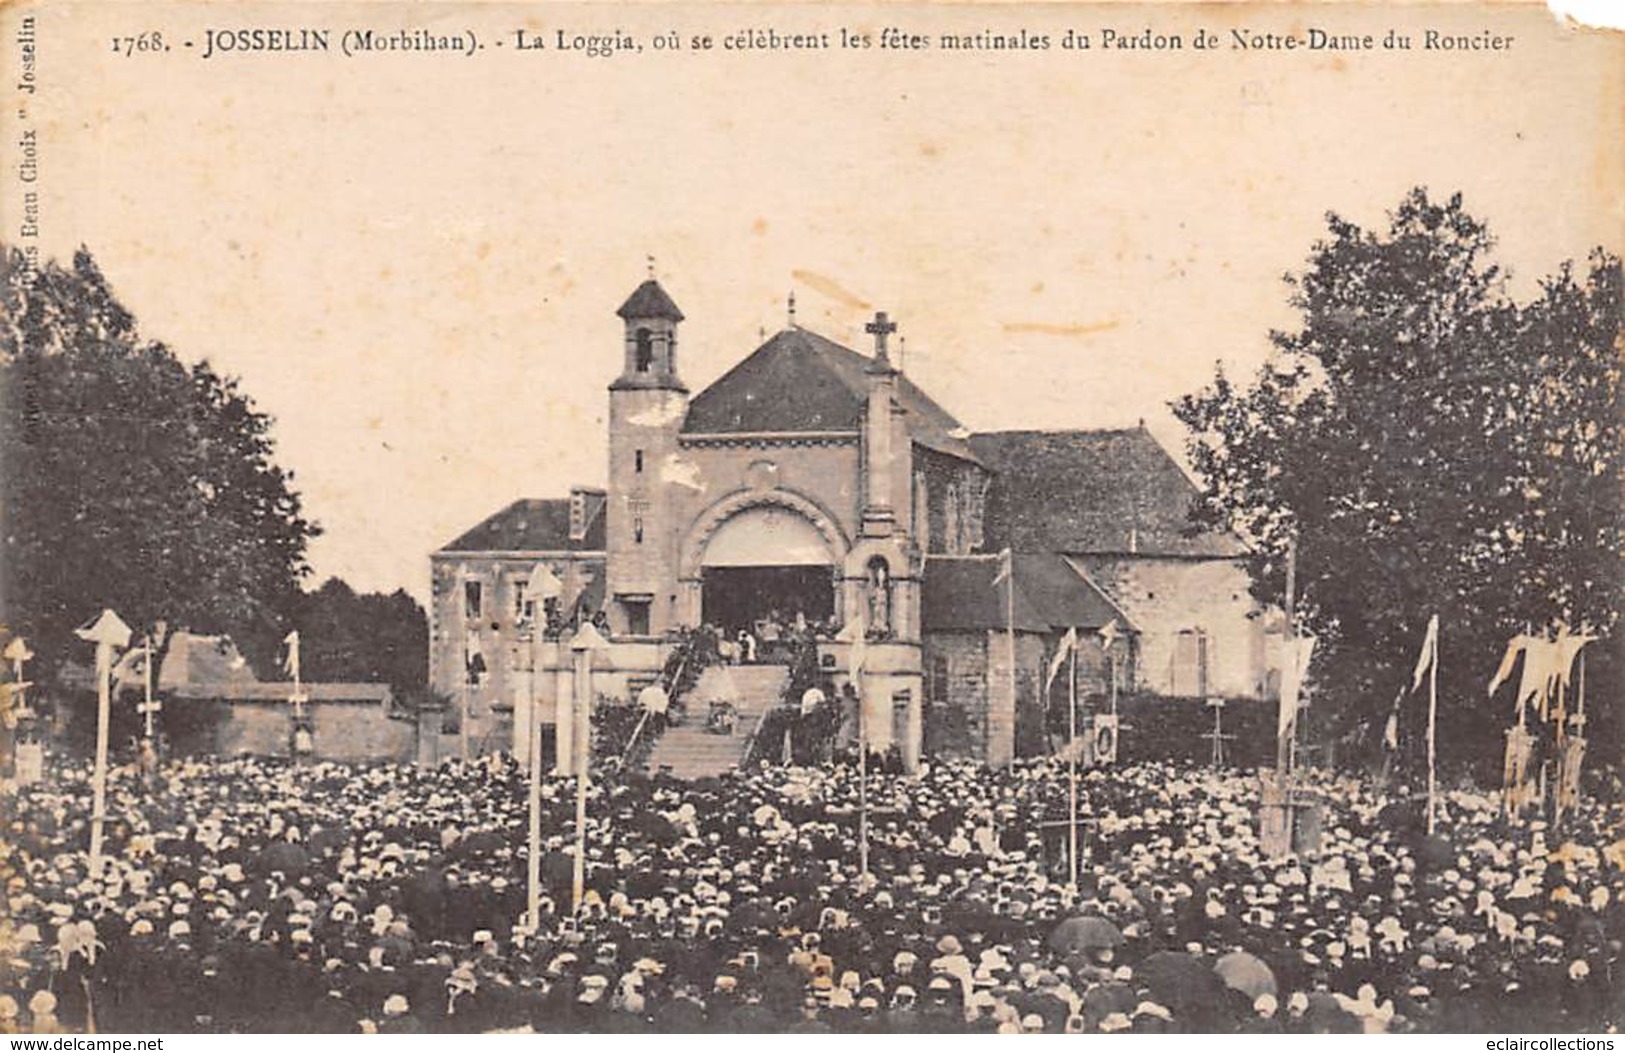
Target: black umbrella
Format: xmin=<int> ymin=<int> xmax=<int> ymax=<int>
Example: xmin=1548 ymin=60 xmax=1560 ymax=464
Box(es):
xmin=1048 ymin=915 xmax=1125 ymax=956
xmin=1136 ymin=951 xmax=1230 ymax=1023
xmin=1081 ymin=981 xmax=1139 ymax=1028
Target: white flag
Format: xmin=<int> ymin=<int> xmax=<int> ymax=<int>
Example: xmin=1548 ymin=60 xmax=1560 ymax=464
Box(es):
xmin=837 ymin=615 xmax=867 ymax=687
xmin=1553 ymin=628 xmax=1596 ymax=690
xmin=1045 ymin=627 xmax=1077 ymax=694
xmin=1277 ymin=635 xmax=1316 ymax=739
xmin=111 ymin=644 xmax=150 ymax=692
xmin=1410 ymin=615 xmax=1438 ymax=691
xmin=282 ymin=630 xmax=301 ymax=682
xmin=527 ymin=563 xmax=563 ymax=601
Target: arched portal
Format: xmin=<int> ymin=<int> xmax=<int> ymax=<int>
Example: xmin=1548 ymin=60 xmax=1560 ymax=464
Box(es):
xmin=698 ymin=504 xmax=838 ymax=643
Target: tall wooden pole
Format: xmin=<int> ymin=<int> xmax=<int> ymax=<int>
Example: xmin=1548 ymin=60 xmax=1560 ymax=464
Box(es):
xmin=525 ymin=683 xmax=542 ymax=930
xmin=1004 ymin=550 xmax=1016 ymax=743
xmin=141 ymin=634 xmax=155 ymax=740
xmin=554 ymin=643 xmax=574 ymax=775
xmin=1108 ymin=640 xmax=1118 ymax=723
xmin=858 ymin=673 xmax=869 ymax=882
xmin=1277 ymin=537 xmax=1298 ymax=777
xmin=572 ymin=656 xmax=590 ymax=914
xmin=1067 ymin=640 xmax=1078 ymax=893
xmin=1426 ymin=622 xmax=1439 ymax=835
xmin=76 ymin=609 xmax=131 ymax=880
xmin=568 ymin=623 xmax=605 ymax=914
xmin=89 ymin=639 xmax=113 ymax=878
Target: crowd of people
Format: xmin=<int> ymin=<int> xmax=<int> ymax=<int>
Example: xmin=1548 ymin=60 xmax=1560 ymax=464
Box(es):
xmin=2 ymin=746 xmax=1622 ymax=1034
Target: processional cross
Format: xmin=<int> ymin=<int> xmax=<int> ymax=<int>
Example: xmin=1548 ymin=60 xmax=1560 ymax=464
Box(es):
xmin=865 ymin=311 xmax=897 ymax=364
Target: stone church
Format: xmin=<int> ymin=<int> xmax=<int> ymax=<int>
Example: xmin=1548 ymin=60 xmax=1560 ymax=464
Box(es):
xmin=429 ymin=277 xmax=1281 ymax=771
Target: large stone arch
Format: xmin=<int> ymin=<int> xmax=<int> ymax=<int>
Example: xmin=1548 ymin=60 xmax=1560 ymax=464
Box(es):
xmin=679 ymin=487 xmax=850 ymax=580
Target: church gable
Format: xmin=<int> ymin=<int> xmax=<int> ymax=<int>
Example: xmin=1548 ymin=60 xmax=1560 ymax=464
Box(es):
xmin=683 ymin=327 xmax=981 ymax=463
xmin=683 ymin=330 xmax=864 ymax=434
xmin=971 ymin=427 xmax=1247 ymax=558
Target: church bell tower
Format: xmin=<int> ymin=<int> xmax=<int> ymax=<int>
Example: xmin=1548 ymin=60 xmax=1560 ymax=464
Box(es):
xmin=606 ymin=275 xmax=688 ymax=637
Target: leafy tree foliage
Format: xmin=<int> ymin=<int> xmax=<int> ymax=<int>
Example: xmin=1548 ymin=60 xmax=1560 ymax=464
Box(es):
xmin=290 ymin=577 xmax=428 ymax=694
xmin=1173 ymin=190 xmax=1622 ymax=771
xmin=1 ymin=246 xmax=319 ymax=679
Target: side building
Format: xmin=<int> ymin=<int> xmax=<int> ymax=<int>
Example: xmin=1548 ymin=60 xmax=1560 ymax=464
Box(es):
xmin=428 ymin=490 xmax=607 ymax=756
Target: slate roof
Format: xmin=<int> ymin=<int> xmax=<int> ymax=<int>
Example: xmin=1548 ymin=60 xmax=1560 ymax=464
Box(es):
xmin=921 ymin=553 xmax=1133 ymax=633
xmin=969 ymin=428 xmax=1247 ymax=558
xmin=921 ymin=556 xmax=1049 ymax=633
xmin=616 ymin=279 xmax=684 ymax=322
xmin=683 ymin=328 xmax=981 ymax=463
xmin=1007 ymin=552 xmax=1136 ymax=631
xmin=438 ymin=496 xmax=606 ymax=554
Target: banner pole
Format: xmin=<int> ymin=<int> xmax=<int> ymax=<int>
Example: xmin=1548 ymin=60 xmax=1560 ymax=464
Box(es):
xmin=1067 ymin=639 xmax=1078 ymax=893
xmin=1426 ymin=620 xmax=1438 ymax=836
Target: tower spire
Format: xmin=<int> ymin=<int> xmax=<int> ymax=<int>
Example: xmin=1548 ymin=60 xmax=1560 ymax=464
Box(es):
xmin=787 ymin=290 xmax=797 ymax=327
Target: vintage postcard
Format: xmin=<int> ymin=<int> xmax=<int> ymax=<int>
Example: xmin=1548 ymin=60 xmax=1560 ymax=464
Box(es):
xmin=0 ymin=0 xmax=1621 ymax=1039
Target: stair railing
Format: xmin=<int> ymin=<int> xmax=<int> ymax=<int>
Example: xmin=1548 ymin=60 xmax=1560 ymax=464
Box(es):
xmin=738 ymin=668 xmax=792 ymax=770
xmin=621 ymin=651 xmax=688 ymax=768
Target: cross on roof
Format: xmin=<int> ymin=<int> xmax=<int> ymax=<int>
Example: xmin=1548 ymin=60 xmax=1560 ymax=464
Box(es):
xmin=865 ymin=311 xmax=897 ymax=361
xmin=646 ymin=254 xmax=656 ymax=278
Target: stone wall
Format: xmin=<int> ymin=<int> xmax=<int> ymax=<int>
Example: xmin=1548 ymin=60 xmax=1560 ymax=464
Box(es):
xmin=913 ymin=445 xmax=991 ymax=555
xmin=923 ymin=631 xmax=988 ymax=761
xmin=178 ymin=699 xmax=418 ymax=764
xmin=923 ymin=629 xmax=1046 ymax=767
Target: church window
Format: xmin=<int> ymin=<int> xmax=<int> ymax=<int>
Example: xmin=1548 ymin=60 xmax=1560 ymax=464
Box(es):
xmin=634 ymin=517 xmax=644 ymax=544
xmin=635 ymin=449 xmax=644 ymax=473
xmin=464 ymin=580 xmax=483 ymax=620
xmin=1171 ymin=629 xmax=1209 ymax=698
xmin=927 ymin=653 xmax=949 ymax=704
xmin=635 ymin=328 xmax=654 ymax=372
xmin=965 ymin=475 xmax=989 ymax=551
xmin=622 ymin=598 xmax=651 ymax=637
xmin=912 ymin=472 xmax=928 ymax=547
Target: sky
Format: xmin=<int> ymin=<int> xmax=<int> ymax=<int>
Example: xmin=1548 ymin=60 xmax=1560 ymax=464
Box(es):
xmin=18 ymin=1 xmax=1623 ymax=605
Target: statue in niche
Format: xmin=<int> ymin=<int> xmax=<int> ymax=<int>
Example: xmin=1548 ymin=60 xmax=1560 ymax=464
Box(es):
xmin=866 ymin=558 xmax=892 ymax=638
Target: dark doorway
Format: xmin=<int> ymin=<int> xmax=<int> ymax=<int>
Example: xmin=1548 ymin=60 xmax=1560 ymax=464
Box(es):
xmin=702 ymin=565 xmax=834 ymax=640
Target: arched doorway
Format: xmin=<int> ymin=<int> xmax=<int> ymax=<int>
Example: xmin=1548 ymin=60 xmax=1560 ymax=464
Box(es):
xmin=700 ymin=505 xmax=836 ymax=643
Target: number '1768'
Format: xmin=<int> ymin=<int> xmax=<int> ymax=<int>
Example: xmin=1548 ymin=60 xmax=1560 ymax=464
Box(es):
xmin=110 ymin=32 xmax=167 ymax=56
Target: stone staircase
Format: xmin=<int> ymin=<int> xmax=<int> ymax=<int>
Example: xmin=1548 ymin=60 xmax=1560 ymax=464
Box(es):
xmin=643 ymin=664 xmax=788 ymax=780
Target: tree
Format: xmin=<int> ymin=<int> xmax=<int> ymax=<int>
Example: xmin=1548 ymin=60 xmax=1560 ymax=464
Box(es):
xmin=1 ymin=245 xmax=319 ymax=681
xmin=291 ymin=577 xmax=428 ymax=694
xmin=1173 ymin=190 xmax=1623 ymax=771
